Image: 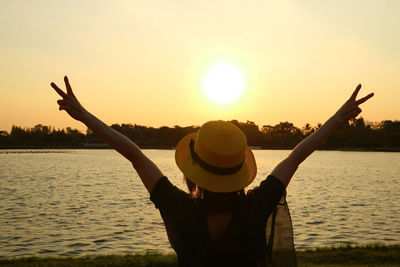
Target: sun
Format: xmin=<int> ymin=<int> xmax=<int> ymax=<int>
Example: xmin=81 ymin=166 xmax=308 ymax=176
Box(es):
xmin=202 ymin=62 xmax=245 ymax=105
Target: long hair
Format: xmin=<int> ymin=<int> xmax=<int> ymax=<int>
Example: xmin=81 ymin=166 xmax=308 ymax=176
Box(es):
xmin=184 ymin=177 xmax=246 ymax=213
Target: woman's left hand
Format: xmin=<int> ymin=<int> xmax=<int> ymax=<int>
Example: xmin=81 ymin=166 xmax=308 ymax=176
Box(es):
xmin=333 ymin=84 xmax=374 ymax=124
xmin=51 ymin=76 xmax=89 ymax=122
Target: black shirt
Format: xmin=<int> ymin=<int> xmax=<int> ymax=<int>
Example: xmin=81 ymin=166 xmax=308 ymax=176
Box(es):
xmin=150 ymin=175 xmax=285 ymax=267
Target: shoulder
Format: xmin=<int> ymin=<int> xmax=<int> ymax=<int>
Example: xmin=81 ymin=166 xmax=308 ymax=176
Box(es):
xmin=247 ymin=175 xmax=285 ymax=197
xmin=245 ymin=175 xmax=286 ymax=211
xmin=150 ymin=176 xmax=191 ymax=210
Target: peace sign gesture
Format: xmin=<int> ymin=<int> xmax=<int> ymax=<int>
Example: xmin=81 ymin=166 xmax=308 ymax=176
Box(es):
xmin=333 ymin=84 xmax=374 ymax=124
xmin=51 ymin=76 xmax=88 ymax=122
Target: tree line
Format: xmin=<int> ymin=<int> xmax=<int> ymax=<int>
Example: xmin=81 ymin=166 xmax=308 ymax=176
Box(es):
xmin=1 ymin=118 xmax=399 ymax=151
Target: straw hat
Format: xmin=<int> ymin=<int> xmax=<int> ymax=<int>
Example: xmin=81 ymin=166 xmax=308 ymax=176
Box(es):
xmin=175 ymin=120 xmax=257 ymax=193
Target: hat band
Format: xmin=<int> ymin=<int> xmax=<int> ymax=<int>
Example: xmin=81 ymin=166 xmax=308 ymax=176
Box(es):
xmin=189 ymin=139 xmax=245 ymax=175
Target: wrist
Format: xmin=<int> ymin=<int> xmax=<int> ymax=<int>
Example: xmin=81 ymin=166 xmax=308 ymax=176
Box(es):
xmin=79 ymin=110 xmax=91 ymax=123
xmin=328 ymin=115 xmax=343 ymax=128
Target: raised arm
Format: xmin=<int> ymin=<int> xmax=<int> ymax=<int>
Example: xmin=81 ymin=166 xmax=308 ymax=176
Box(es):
xmin=51 ymin=76 xmax=163 ymax=193
xmin=271 ymin=84 xmax=374 ymax=187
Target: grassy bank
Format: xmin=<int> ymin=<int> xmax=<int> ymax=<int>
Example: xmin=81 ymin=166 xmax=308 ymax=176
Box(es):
xmin=1 ymin=244 xmax=399 ymax=266
xmin=296 ymin=244 xmax=400 ymax=266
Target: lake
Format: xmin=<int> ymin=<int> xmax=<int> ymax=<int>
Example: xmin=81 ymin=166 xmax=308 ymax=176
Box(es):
xmin=0 ymin=149 xmax=399 ymax=257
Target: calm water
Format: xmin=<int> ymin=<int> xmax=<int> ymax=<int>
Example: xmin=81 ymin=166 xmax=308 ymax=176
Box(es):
xmin=0 ymin=149 xmax=399 ymax=257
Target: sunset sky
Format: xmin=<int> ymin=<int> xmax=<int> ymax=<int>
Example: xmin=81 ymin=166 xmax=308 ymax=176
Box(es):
xmin=1 ymin=0 xmax=399 ymax=132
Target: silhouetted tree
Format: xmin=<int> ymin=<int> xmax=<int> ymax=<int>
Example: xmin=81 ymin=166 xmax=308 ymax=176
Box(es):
xmin=1 ymin=119 xmax=399 ymax=150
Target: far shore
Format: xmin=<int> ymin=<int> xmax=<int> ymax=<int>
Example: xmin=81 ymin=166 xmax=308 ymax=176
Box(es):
xmin=1 ymin=146 xmax=400 ymax=152
xmin=0 ymin=244 xmax=399 ymax=266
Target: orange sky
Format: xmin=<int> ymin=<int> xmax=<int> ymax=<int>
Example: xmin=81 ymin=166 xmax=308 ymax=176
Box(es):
xmin=1 ymin=1 xmax=399 ymax=132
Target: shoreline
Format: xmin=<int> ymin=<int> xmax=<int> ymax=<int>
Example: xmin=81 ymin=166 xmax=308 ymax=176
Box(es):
xmin=1 ymin=244 xmax=399 ymax=266
xmin=1 ymin=147 xmax=400 ymax=152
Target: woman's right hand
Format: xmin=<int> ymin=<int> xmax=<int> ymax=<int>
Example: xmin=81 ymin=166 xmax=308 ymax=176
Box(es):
xmin=333 ymin=84 xmax=374 ymax=124
xmin=51 ymin=76 xmax=89 ymax=122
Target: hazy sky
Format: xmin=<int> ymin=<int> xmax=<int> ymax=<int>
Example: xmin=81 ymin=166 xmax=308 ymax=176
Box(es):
xmin=1 ymin=0 xmax=399 ymax=132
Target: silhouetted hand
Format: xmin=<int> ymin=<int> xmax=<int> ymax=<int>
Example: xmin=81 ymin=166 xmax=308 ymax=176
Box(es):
xmin=333 ymin=84 xmax=374 ymax=124
xmin=51 ymin=76 xmax=88 ymax=122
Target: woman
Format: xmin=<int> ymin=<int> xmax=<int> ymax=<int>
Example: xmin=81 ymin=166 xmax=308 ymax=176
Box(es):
xmin=51 ymin=76 xmax=373 ymax=266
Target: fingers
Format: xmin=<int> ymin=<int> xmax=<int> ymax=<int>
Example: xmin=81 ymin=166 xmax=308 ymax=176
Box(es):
xmin=59 ymin=104 xmax=74 ymax=115
xmin=51 ymin=76 xmax=74 ymax=98
xmin=345 ymin=106 xmax=361 ymax=117
xmin=350 ymin=84 xmax=362 ymax=100
xmin=336 ymin=84 xmax=373 ymax=122
xmin=57 ymin=99 xmax=68 ymax=110
xmin=343 ymin=106 xmax=362 ymax=121
xmin=57 ymin=98 xmax=76 ymax=108
xmin=349 ymin=83 xmax=374 ymax=105
xmin=356 ymin=92 xmax=374 ymax=105
xmin=64 ymin=76 xmax=74 ymax=95
xmin=354 ymin=107 xmax=362 ymax=116
xmin=57 ymin=100 xmax=74 ymax=113
xmin=51 ymin=82 xmax=67 ymax=98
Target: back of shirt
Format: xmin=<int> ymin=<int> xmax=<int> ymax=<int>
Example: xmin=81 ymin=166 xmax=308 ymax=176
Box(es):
xmin=150 ymin=175 xmax=285 ymax=267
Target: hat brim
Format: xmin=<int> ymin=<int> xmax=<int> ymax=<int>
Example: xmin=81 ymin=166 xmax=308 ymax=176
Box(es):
xmin=175 ymin=133 xmax=257 ymax=193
